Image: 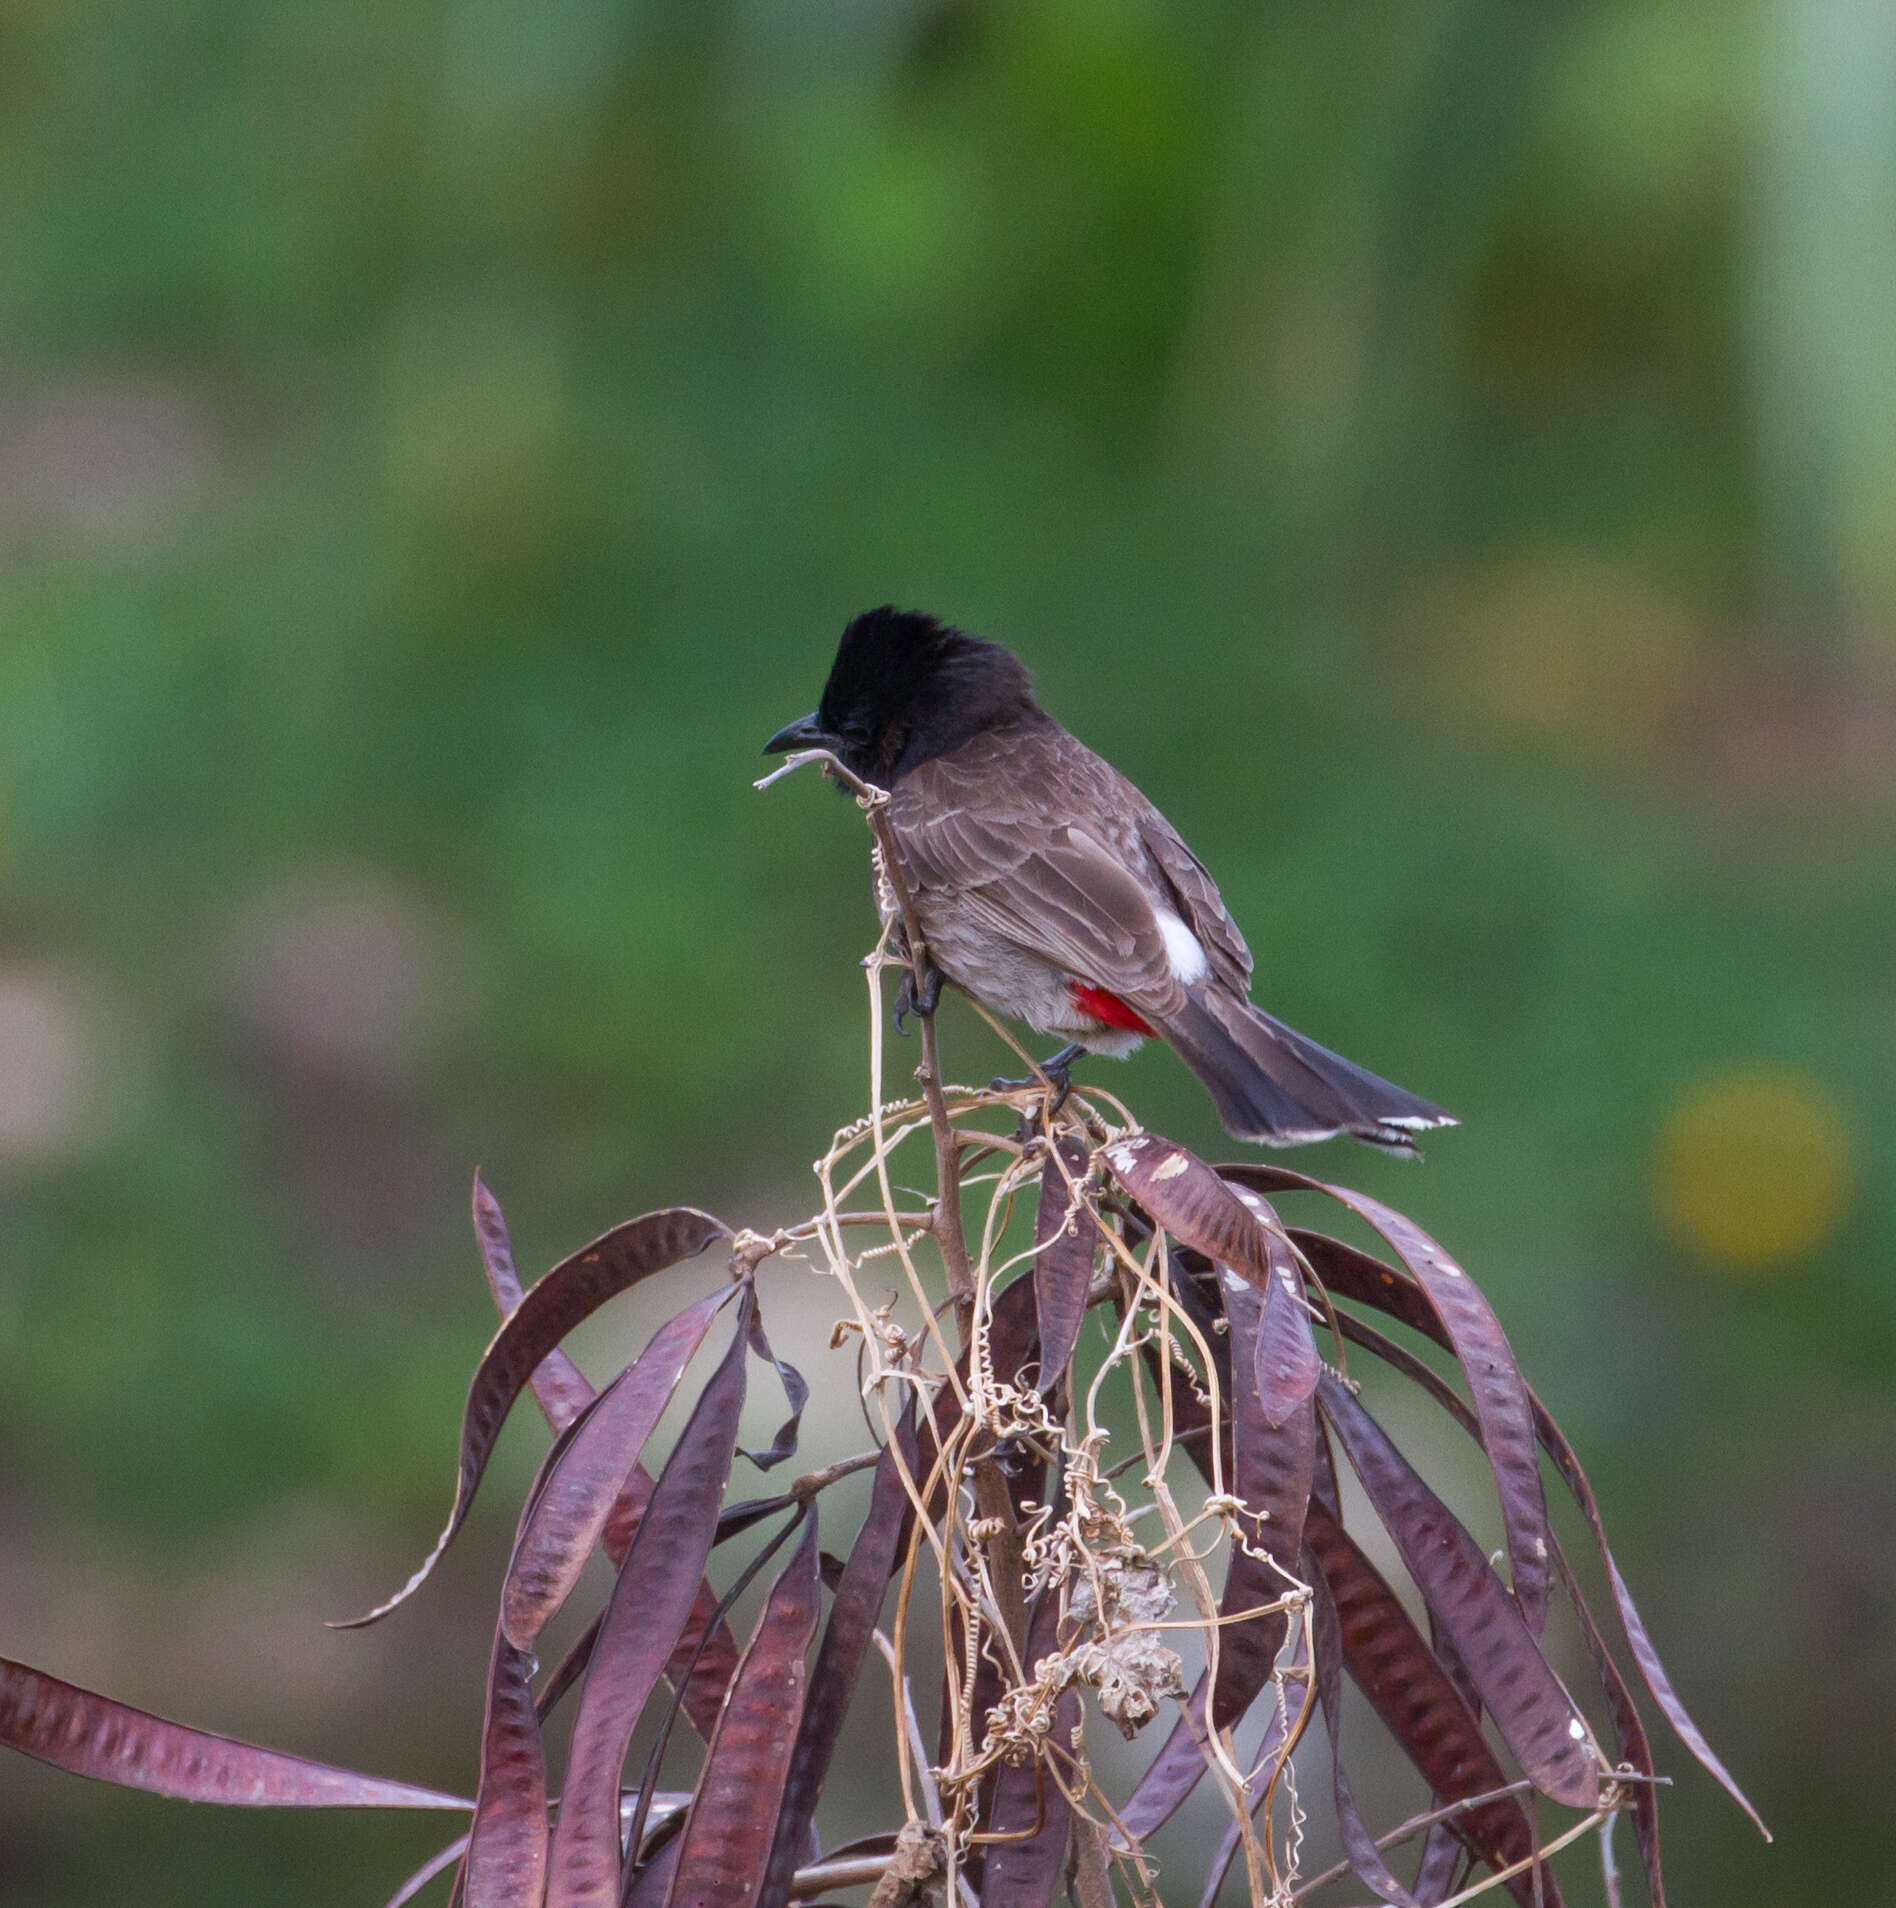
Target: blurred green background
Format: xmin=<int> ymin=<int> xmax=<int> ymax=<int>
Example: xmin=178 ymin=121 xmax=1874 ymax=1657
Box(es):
xmin=2 ymin=0 xmax=1892 ymax=1901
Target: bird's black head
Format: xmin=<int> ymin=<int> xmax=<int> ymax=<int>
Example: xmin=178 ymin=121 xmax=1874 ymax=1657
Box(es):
xmin=765 ymin=607 xmax=1040 ymax=784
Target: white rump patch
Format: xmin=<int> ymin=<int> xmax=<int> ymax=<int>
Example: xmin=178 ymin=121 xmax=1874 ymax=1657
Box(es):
xmin=1156 ymin=909 xmax=1209 ymax=985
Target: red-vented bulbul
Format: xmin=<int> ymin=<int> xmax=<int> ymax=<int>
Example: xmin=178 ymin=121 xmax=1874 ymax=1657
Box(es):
xmin=766 ymin=608 xmax=1453 ymax=1153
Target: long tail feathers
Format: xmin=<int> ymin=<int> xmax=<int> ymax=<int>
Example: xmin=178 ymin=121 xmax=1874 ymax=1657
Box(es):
xmin=1158 ymin=991 xmax=1456 ymax=1155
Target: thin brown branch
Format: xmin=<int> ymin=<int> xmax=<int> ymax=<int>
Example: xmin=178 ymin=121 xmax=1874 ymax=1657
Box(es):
xmin=867 ymin=837 xmax=976 ymax=1339
xmin=757 ymin=744 xmax=976 ymax=1334
xmin=788 ymin=1853 xmax=907 ymax=1897
xmin=789 ymin=1448 xmax=884 ymax=1502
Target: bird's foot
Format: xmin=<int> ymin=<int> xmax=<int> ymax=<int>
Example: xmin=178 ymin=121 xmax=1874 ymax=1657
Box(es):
xmin=892 ymin=962 xmax=944 ymax=1036
xmin=989 ymin=1043 xmax=1084 ymax=1119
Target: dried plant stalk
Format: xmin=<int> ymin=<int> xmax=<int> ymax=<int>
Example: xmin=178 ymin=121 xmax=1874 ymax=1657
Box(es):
xmin=0 ymin=753 xmax=1765 ymax=1908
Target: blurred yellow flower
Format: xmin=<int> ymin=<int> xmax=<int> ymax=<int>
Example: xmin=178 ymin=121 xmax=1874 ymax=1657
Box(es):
xmin=1653 ymin=1068 xmax=1852 ymax=1270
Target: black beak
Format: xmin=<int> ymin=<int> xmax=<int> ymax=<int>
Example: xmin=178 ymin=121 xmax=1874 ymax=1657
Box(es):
xmin=763 ymin=711 xmax=838 ymax=755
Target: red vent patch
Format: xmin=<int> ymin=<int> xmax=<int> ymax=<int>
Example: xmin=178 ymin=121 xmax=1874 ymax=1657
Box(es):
xmin=1068 ymin=981 xmax=1156 ymax=1038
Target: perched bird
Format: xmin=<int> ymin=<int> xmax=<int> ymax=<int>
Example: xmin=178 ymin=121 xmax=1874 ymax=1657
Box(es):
xmin=766 ymin=608 xmax=1453 ymax=1153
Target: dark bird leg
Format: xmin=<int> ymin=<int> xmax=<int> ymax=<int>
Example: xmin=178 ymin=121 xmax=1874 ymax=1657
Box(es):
xmin=892 ymin=959 xmax=944 ymax=1035
xmin=989 ymin=1042 xmax=1084 ymax=1115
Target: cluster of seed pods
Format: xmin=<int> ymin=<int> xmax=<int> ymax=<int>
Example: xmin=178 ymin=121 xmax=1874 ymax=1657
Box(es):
xmin=1 ymin=1114 xmax=1766 ymax=1906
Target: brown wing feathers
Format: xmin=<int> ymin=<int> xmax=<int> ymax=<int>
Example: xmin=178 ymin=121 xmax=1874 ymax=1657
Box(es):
xmin=890 ymin=735 xmax=1187 ymax=1017
xmin=1138 ymin=809 xmax=1253 ymax=993
xmin=886 ymin=721 xmax=1452 ymax=1152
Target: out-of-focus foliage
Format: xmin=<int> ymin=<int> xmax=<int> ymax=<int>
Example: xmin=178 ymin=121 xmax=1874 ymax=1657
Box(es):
xmin=0 ymin=1 xmax=1889 ymax=1902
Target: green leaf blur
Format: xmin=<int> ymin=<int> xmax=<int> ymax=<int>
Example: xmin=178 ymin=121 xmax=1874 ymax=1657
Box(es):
xmin=0 ymin=2 xmax=1889 ymax=1901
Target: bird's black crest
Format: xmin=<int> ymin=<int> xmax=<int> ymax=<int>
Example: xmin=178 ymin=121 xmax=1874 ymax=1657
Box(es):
xmin=815 ymin=607 xmax=1041 ymax=783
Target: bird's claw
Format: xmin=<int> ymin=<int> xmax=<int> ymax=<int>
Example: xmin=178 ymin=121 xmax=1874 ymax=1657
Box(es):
xmin=892 ymin=962 xmax=944 ymax=1036
xmin=988 ymin=1043 xmax=1083 ymax=1120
